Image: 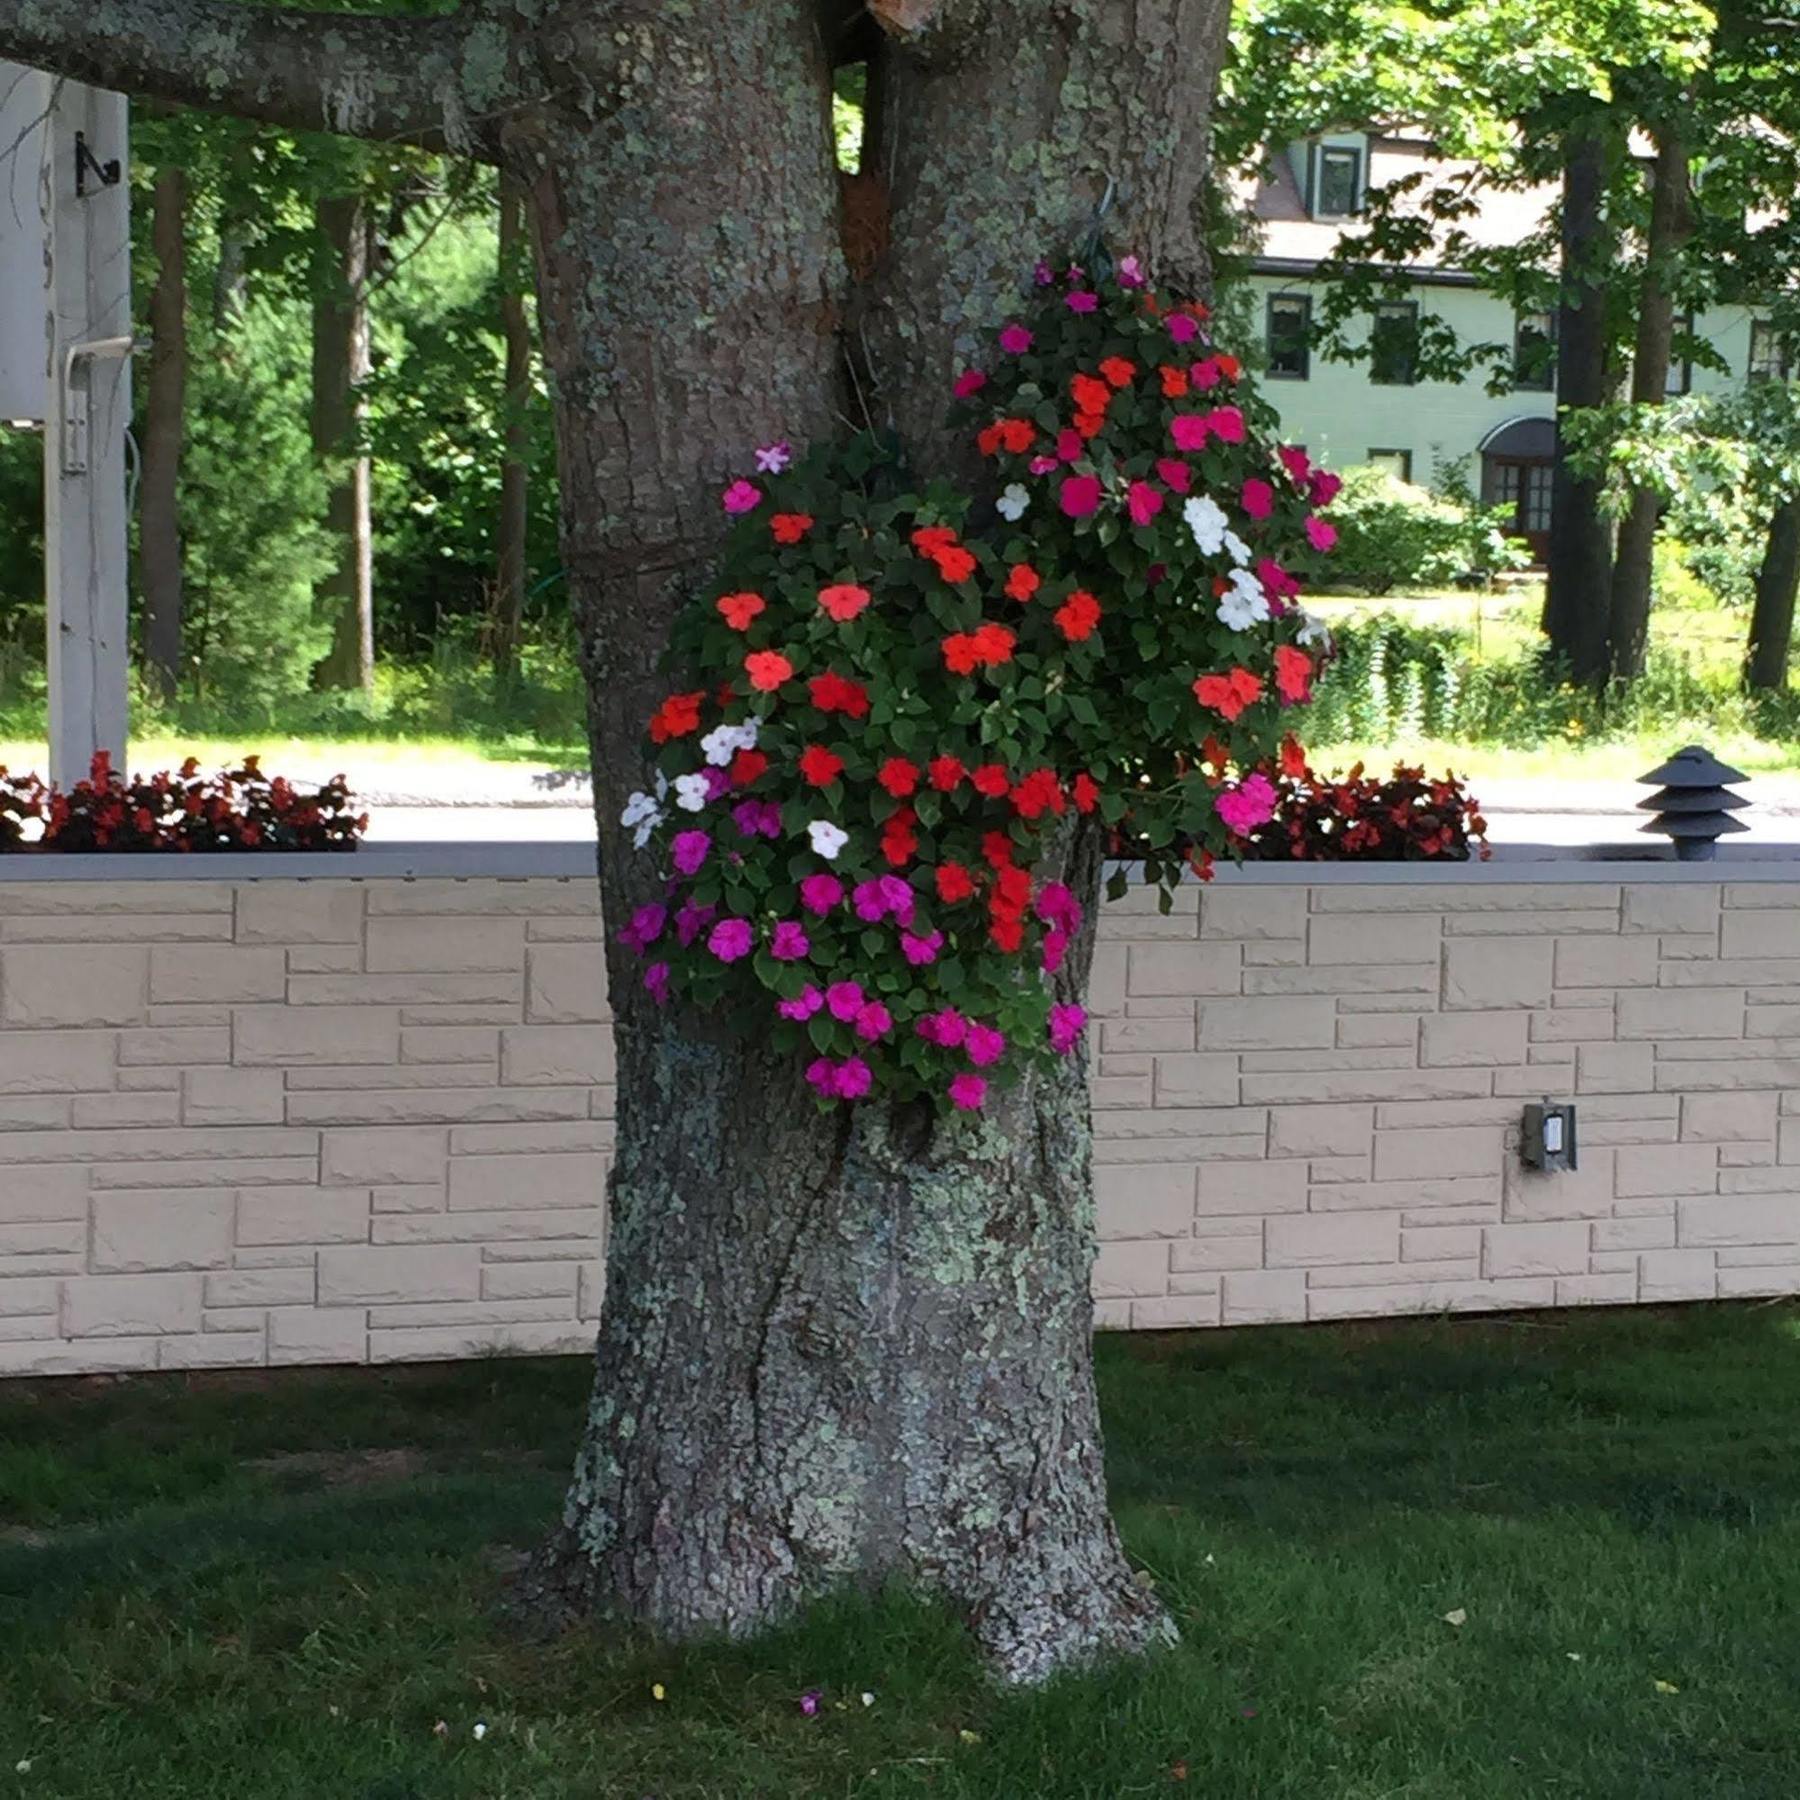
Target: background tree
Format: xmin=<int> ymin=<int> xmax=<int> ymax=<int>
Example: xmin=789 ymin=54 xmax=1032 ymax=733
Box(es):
xmin=140 ymin=157 xmax=188 ymax=700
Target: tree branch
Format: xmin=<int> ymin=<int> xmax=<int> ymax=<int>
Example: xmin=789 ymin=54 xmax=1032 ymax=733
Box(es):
xmin=0 ymin=0 xmax=519 ymax=156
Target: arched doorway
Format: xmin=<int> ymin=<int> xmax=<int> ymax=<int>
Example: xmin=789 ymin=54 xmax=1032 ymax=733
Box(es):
xmin=1479 ymin=416 xmax=1556 ymax=565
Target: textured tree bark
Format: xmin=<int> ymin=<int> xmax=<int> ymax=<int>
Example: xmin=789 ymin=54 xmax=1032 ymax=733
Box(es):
xmin=140 ymin=162 xmax=186 ymax=702
xmin=492 ymin=178 xmax=530 ymax=682
xmin=310 ymin=194 xmax=375 ymax=696
xmin=1746 ymin=496 xmax=1800 ymax=693
xmin=1607 ymin=123 xmax=1691 ymax=683
xmin=1542 ymin=125 xmax=1618 ymax=688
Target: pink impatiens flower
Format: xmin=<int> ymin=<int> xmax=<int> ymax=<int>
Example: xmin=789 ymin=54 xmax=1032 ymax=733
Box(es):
xmin=948 ymin=1073 xmax=988 ymax=1110
xmin=916 ymin=1007 xmax=968 ymax=1048
xmin=826 ymin=981 xmax=866 ymax=1022
xmin=1207 ymin=405 xmax=1247 ymax=444
xmin=1156 ymin=457 xmax=1192 ymax=494
xmin=953 ymin=368 xmax=987 ymax=398
xmin=855 ymin=1001 xmax=892 ymax=1042
xmin=1049 ymin=1003 xmax=1086 ymax=1054
xmin=769 ymin=921 xmax=810 ymax=961
xmin=900 ymin=930 xmax=943 ymax=967
xmin=1306 ymin=515 xmax=1339 ymax=552
xmin=1279 ymin=444 xmax=1312 ymax=485
xmin=1167 ymin=312 xmax=1200 ymax=344
xmin=616 ymin=902 xmax=666 ymax=953
xmin=1065 ymin=290 xmax=1098 ymax=313
xmin=1060 ymin=475 xmax=1103 ymax=519
xmin=754 ymin=441 xmax=791 ymax=473
xmin=643 ymin=962 xmax=671 ymax=1005
xmin=707 ymin=917 xmax=753 ymax=962
xmin=1127 ymin=481 xmax=1164 ymax=527
xmin=1116 ymin=254 xmax=1145 ymax=288
xmin=999 ymin=322 xmax=1033 ymax=354
xmin=722 ymin=479 xmax=761 ymax=515
xmin=779 ymin=985 xmax=824 ymax=1021
xmin=965 ymin=1024 xmax=1006 ymax=1067
xmin=835 ymin=1057 xmax=873 ymax=1099
xmin=1216 ymin=771 xmax=1278 ymax=838
xmin=1170 ymin=414 xmax=1212 ymax=453
xmin=1241 ymin=477 xmax=1275 ymax=521
xmin=671 ymin=830 xmax=710 ymax=876
xmin=1056 ymin=428 xmax=1084 ymax=464
xmin=799 ymin=874 xmax=844 ymax=916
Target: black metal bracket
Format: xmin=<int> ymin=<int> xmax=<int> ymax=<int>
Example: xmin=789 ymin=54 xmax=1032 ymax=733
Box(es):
xmin=74 ymin=132 xmax=121 ymax=200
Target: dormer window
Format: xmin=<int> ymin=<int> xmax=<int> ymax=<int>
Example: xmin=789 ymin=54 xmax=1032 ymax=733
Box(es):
xmin=1315 ymin=145 xmax=1362 ymax=218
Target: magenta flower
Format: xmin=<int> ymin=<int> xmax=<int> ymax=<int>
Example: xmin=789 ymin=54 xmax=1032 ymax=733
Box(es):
xmin=754 ymin=441 xmax=791 ymax=474
xmin=722 ymin=478 xmax=761 ymax=515
xmin=1279 ymin=444 xmax=1312 ymax=484
xmin=1036 ymin=881 xmax=1081 ymax=931
xmin=877 ymin=874 xmax=915 ymax=925
xmin=1167 ymin=312 xmax=1200 ymax=344
xmin=770 ymin=920 xmax=810 ymax=961
xmin=1156 ymin=457 xmax=1192 ymax=494
xmin=675 ymin=900 xmax=717 ymax=947
xmin=1309 ymin=468 xmax=1343 ymax=507
xmin=1258 ymin=557 xmax=1300 ymax=600
xmin=1060 ymin=475 xmax=1103 ymax=519
xmin=805 ymin=1058 xmax=836 ymax=1097
xmin=901 ymin=930 xmax=943 ymax=967
xmin=826 ymin=981 xmax=865 ymax=1022
xmin=671 ymin=831 xmax=710 ymax=876
xmin=1034 ymin=259 xmax=1055 ymax=286
xmin=954 ymin=368 xmax=988 ymax=398
xmin=1117 ymin=254 xmax=1145 ymax=288
xmin=799 ymin=873 xmax=844 ymax=916
xmin=779 ymin=985 xmax=824 ymax=1021
xmin=798 ymin=1690 xmax=823 ymax=1718
xmin=1056 ymin=428 xmax=1084 ymax=464
xmin=1241 ymin=477 xmax=1275 ymax=521
xmin=916 ymin=1007 xmax=968 ymax=1048
xmin=1306 ymin=515 xmax=1339 ymax=553
xmin=836 ymin=1058 xmax=873 ymax=1100
xmin=853 ymin=880 xmax=888 ymax=924
xmin=1049 ymin=1003 xmax=1086 ymax=1054
xmin=999 ymin=322 xmax=1034 ymax=354
xmin=616 ymin=902 xmax=667 ymax=953
xmin=1127 ymin=481 xmax=1164 ymax=527
xmin=966 ymin=1023 xmax=1006 ymax=1067
xmin=703 ymin=766 xmax=732 ymax=802
xmin=1207 ymin=405 xmax=1247 ymax=445
xmin=855 ymin=1000 xmax=892 ymax=1042
xmin=707 ymin=917 xmax=753 ymax=963
xmin=1065 ymin=290 xmax=1098 ymax=313
xmin=949 ymin=1073 xmax=988 ymax=1110
xmin=1190 ymin=356 xmax=1222 ymax=391
xmin=1170 ymin=414 xmax=1212 ymax=453
xmin=1029 ymin=454 xmax=1059 ymax=475
xmin=733 ymin=799 xmax=781 ymax=839
xmin=1042 ymin=927 xmax=1069 ymax=974
xmin=1216 ymin=771 xmax=1278 ymax=838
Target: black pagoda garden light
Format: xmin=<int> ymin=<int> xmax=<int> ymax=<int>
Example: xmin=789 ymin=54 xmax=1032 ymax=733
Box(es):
xmin=1638 ymin=745 xmax=1750 ymax=861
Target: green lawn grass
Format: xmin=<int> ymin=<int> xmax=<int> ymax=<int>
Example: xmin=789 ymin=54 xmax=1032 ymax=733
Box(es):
xmin=6 ymin=1303 xmax=1800 ymax=1797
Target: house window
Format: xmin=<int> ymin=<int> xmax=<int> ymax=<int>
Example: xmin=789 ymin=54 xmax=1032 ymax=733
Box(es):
xmin=1513 ymin=310 xmax=1556 ymax=391
xmin=1315 ymin=146 xmax=1362 ymax=218
xmin=1749 ymin=320 xmax=1788 ymax=383
xmin=1367 ymin=447 xmax=1413 ymax=483
xmin=1666 ymin=312 xmax=1693 ymax=396
xmin=1370 ymin=300 xmax=1418 ymax=386
xmin=1266 ymin=294 xmax=1311 ymax=380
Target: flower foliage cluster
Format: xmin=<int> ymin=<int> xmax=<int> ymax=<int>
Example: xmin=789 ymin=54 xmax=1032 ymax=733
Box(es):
xmin=622 ymin=255 xmax=1343 ymax=1109
xmin=1245 ymin=762 xmax=1490 ymax=862
xmin=0 ymin=754 xmax=366 ymax=853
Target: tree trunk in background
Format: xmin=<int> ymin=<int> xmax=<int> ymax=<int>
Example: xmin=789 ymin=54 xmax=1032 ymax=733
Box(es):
xmin=140 ymin=163 xmax=186 ymax=702
xmin=1607 ymin=124 xmax=1692 ymax=682
xmin=512 ymin=0 xmax=1229 ymax=1684
xmin=310 ymin=194 xmax=375 ymax=695
xmin=1542 ymin=125 xmax=1618 ymax=687
xmin=493 ymin=178 xmax=530 ymax=682
xmin=1746 ymin=496 xmax=1800 ymax=692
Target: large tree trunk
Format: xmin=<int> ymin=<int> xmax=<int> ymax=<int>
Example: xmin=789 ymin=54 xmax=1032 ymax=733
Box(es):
xmin=1542 ymin=123 xmax=1618 ymax=688
xmin=310 ymin=193 xmax=375 ymax=695
xmin=492 ymin=178 xmax=530 ymax=682
xmin=1746 ymin=495 xmax=1800 ymax=693
xmin=140 ymin=162 xmax=186 ymax=702
xmin=1607 ymin=123 xmax=1691 ymax=682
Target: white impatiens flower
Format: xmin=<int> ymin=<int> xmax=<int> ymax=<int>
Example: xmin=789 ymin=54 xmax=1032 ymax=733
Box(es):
xmin=674 ymin=773 xmax=711 ymax=812
xmin=1223 ymin=529 xmax=1253 ymax=567
xmin=620 ymin=790 xmax=663 ymax=849
xmin=700 ymin=718 xmax=759 ymax=767
xmin=1295 ymin=608 xmax=1333 ymax=648
xmin=1183 ymin=492 xmax=1229 ymax=556
xmin=1216 ymin=567 xmax=1271 ymax=632
xmin=807 ymin=820 xmax=849 ymax=861
xmin=997 ymin=482 xmax=1031 ymax=522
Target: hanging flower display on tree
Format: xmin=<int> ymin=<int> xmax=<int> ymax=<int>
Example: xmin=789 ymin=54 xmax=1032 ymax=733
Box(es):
xmin=617 ymin=256 xmax=1341 ymax=1110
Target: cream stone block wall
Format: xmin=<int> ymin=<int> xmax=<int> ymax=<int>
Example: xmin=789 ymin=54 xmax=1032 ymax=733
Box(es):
xmin=2 ymin=854 xmax=1798 ymax=1375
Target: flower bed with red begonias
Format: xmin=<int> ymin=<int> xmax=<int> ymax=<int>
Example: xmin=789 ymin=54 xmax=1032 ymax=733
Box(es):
xmin=620 ymin=253 xmax=1353 ymax=1112
xmin=1249 ymin=763 xmax=1489 ymax=862
xmin=0 ymin=754 xmax=366 ymax=853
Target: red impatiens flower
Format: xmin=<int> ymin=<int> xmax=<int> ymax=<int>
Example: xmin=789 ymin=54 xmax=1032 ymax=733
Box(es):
xmin=799 ymin=745 xmax=845 ymax=787
xmin=809 ymin=671 xmax=870 ymax=717
xmin=1072 ymin=771 xmax=1100 ymax=814
xmin=942 ymin=634 xmax=982 ymax=676
xmin=1193 ymin=667 xmax=1264 ymax=722
xmin=1279 ymin=733 xmax=1309 ymax=779
xmin=881 ymin=805 xmax=918 ymax=867
xmin=731 ymin=747 xmax=769 ymax=787
xmin=1158 ymin=363 xmax=1190 ymax=398
xmin=977 ymin=417 xmax=1036 ymax=456
xmin=942 ymin=623 xmax=1015 ymax=673
xmin=770 ymin=513 xmax=814 ymax=545
xmin=1073 ymin=409 xmax=1106 ymax=440
xmin=989 ymin=915 xmax=1025 ymax=952
xmin=928 ymin=755 xmax=965 ymax=792
xmin=818 ymin=582 xmax=872 ymax=623
xmin=935 ymin=862 xmax=976 ymax=903
xmin=1005 ymin=564 xmax=1041 ymax=602
xmin=912 ymin=525 xmax=978 ymax=584
xmin=981 ymin=830 xmax=1016 ymax=869
xmin=912 ymin=525 xmax=957 ymax=553
xmin=1274 ymin=644 xmax=1314 ymax=704
xmin=715 ymin=591 xmax=766 ymax=631
xmin=1099 ymin=355 xmax=1137 ymax=388
xmin=877 ymin=757 xmax=920 ymax=798
xmin=649 ymin=691 xmax=704 ymax=743
xmin=1071 ymin=373 xmax=1112 ymax=416
xmin=971 ymin=763 xmax=1010 ymax=797
xmin=1011 ymin=768 xmax=1065 ymax=820
xmin=744 ymin=650 xmax=794 ymax=693
xmin=1054 ymin=589 xmax=1102 ymax=642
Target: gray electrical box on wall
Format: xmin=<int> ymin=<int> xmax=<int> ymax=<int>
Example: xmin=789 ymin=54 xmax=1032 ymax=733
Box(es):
xmin=1521 ymin=1102 xmax=1578 ymax=1173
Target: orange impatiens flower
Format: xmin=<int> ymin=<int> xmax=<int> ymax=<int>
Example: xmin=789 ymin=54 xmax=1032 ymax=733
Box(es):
xmin=942 ymin=622 xmax=1016 ymax=675
xmin=1071 ymin=373 xmax=1112 ymax=416
xmin=715 ymin=591 xmax=766 ymax=631
xmin=1279 ymin=733 xmax=1309 ymax=779
xmin=1274 ymin=645 xmax=1313 ymax=703
xmin=1099 ymin=355 xmax=1137 ymax=388
xmin=1054 ymin=589 xmax=1102 ymax=642
xmin=744 ymin=650 xmax=794 ymax=693
xmin=1193 ymin=667 xmax=1264 ymax=723
xmin=977 ymin=418 xmax=1036 ymax=456
xmin=1158 ymin=363 xmax=1190 ymax=398
xmin=1004 ymin=563 xmax=1041 ymax=602
xmin=818 ymin=582 xmax=872 ymax=623
xmin=770 ymin=512 xmax=814 ymax=545
xmin=649 ymin=691 xmax=704 ymax=743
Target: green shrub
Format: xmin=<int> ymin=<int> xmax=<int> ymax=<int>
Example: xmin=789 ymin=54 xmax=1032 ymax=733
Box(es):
xmin=1321 ymin=464 xmax=1528 ymax=595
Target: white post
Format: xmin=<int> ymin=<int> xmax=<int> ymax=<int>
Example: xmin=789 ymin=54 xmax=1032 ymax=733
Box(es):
xmin=43 ymin=80 xmax=131 ymax=788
